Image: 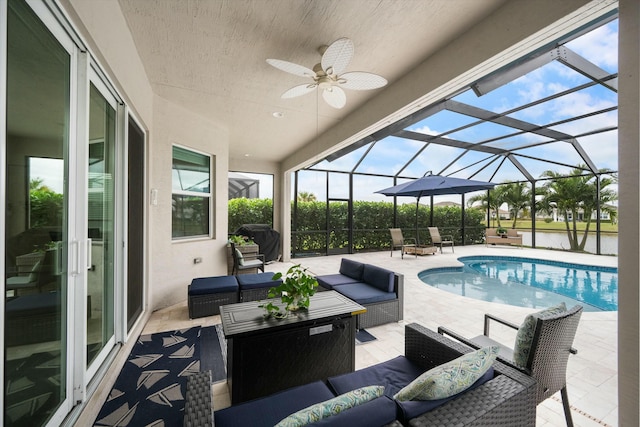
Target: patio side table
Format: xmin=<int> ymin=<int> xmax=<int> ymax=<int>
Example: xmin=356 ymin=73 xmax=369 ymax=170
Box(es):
xmin=219 ymin=291 xmax=366 ymax=404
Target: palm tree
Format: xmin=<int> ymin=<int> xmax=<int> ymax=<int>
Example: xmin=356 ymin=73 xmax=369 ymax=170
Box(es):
xmin=501 ymin=182 xmax=530 ymax=228
xmin=297 ymin=191 xmax=317 ymax=202
xmin=467 ymin=186 xmax=505 ymax=228
xmin=537 ymin=167 xmax=617 ymax=251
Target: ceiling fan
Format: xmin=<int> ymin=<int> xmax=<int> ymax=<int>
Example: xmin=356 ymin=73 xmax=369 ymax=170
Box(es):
xmin=266 ymin=37 xmax=387 ymax=109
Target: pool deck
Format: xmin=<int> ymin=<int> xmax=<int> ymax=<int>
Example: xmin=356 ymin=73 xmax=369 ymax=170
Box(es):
xmin=146 ymin=244 xmax=618 ymax=426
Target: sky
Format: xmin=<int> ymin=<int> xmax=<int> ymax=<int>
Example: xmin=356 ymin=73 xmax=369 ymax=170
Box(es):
xmin=297 ymin=19 xmax=619 ymax=206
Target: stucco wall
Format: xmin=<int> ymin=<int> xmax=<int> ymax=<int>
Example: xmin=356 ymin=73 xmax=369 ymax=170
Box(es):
xmin=149 ymin=95 xmax=230 ymax=309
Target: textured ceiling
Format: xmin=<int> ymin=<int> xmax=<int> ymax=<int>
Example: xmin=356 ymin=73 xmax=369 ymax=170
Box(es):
xmin=117 ymin=0 xmax=508 ymax=163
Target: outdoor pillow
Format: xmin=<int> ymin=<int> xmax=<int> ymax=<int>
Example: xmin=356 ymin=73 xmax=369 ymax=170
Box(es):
xmin=234 ymin=248 xmax=245 ymax=266
xmin=394 ymin=346 xmax=499 ymax=401
xmin=275 ymin=385 xmax=385 ymax=427
xmin=339 ymin=258 xmax=365 ymax=281
xmin=513 ymin=302 xmax=567 ymax=368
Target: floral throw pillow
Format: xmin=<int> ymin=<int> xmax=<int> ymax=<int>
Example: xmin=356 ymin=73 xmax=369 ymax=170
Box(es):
xmin=394 ymin=346 xmax=499 ymax=401
xmin=513 ymin=302 xmax=567 ymax=368
xmin=275 ymin=385 xmax=384 ymax=427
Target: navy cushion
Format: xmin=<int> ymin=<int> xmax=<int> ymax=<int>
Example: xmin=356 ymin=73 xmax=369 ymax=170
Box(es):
xmin=6 ymin=292 xmax=59 ymax=315
xmin=236 ymin=272 xmax=282 ymax=290
xmin=188 ymin=275 xmax=238 ymax=295
xmin=328 ymin=355 xmax=494 ymax=422
xmin=334 ymin=282 xmax=396 ymax=305
xmin=339 ymin=258 xmax=365 ymax=281
xmin=316 ymin=274 xmax=360 ymax=290
xmin=362 ymin=264 xmax=395 ymax=293
xmin=214 ymin=381 xmax=335 ymax=427
xmin=328 ymin=356 xmax=424 ymax=398
xmin=308 ymin=395 xmax=397 ymax=426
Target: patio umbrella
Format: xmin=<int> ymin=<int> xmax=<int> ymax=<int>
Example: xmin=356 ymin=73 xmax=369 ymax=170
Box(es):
xmin=376 ymin=173 xmax=495 ymax=245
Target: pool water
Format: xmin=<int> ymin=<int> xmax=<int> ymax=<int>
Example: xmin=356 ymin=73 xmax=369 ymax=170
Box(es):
xmin=418 ymin=256 xmax=618 ymax=312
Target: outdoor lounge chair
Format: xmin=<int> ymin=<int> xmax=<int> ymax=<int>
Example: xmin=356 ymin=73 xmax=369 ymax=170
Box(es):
xmin=438 ymin=303 xmax=583 ymax=427
xmin=230 ymin=242 xmax=265 ymax=275
xmin=389 ymin=228 xmax=417 ymax=259
xmin=427 ymin=227 xmax=454 ymax=253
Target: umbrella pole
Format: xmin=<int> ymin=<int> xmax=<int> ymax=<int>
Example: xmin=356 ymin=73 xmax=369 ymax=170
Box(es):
xmin=415 ymin=196 xmax=421 ymax=246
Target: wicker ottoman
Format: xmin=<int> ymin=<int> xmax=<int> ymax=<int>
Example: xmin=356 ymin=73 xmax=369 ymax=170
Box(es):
xmin=188 ymin=275 xmax=239 ymax=318
xmin=237 ymin=272 xmax=282 ymax=302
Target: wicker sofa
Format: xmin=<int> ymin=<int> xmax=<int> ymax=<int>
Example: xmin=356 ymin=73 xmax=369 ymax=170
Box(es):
xmin=485 ymin=228 xmax=523 ymax=247
xmin=315 ymin=258 xmax=403 ymax=329
xmin=184 ymin=324 xmax=536 ymax=427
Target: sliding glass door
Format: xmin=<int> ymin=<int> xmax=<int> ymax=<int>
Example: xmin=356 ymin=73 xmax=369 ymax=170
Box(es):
xmin=86 ymin=81 xmax=117 ymax=376
xmin=3 ymin=2 xmax=127 ymax=425
xmin=4 ymin=1 xmax=70 ymax=425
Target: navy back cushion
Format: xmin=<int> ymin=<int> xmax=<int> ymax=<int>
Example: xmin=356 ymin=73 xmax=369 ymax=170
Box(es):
xmin=362 ymin=264 xmax=395 ymax=293
xmin=339 ymin=258 xmax=365 ymax=281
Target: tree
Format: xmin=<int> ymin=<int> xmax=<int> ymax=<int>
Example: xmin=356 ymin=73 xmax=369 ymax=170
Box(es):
xmin=467 ymin=187 xmax=505 ymax=228
xmin=297 ymin=191 xmax=317 ymax=202
xmin=537 ymin=167 xmax=617 ymax=251
xmin=500 ymin=182 xmax=531 ymax=228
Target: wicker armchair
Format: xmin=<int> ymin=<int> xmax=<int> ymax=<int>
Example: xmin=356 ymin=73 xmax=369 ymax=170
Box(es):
xmin=438 ymin=304 xmax=583 ymax=427
xmin=230 ymin=242 xmax=265 ymax=275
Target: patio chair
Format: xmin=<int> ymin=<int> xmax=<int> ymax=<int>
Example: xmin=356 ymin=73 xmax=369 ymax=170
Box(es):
xmin=438 ymin=303 xmax=583 ymax=427
xmin=230 ymin=242 xmax=265 ymax=275
xmin=428 ymin=226 xmax=454 ymax=253
xmin=389 ymin=228 xmax=417 ymax=259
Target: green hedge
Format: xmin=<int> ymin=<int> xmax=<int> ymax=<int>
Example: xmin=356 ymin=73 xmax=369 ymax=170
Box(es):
xmin=228 ymin=198 xmax=485 ymax=255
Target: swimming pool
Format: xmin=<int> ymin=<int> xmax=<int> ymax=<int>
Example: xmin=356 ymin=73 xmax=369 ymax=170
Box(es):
xmin=418 ymin=256 xmax=618 ymax=311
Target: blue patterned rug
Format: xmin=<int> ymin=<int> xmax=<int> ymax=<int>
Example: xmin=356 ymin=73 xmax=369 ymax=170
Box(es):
xmin=93 ymin=324 xmax=226 ymax=427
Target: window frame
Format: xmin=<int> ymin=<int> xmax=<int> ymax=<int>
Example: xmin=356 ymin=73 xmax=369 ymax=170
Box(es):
xmin=171 ymin=144 xmax=213 ymax=240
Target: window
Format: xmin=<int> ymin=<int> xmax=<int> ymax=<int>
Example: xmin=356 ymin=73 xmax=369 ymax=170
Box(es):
xmin=172 ymin=145 xmax=212 ymax=239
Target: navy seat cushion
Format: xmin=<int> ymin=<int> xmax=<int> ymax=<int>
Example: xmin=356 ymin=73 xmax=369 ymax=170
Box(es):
xmin=328 ymin=356 xmax=424 ymax=398
xmin=328 ymin=355 xmax=495 ymax=422
xmin=236 ymin=272 xmax=282 ymax=290
xmin=334 ymin=282 xmax=396 ymax=305
xmin=339 ymin=258 xmax=365 ymax=281
xmin=214 ymin=381 xmax=335 ymax=427
xmin=6 ymin=292 xmax=59 ymax=315
xmin=362 ymin=264 xmax=395 ymax=293
xmin=189 ymin=275 xmax=238 ymax=295
xmin=316 ymin=274 xmax=360 ymax=290
xmin=308 ymin=395 xmax=397 ymax=426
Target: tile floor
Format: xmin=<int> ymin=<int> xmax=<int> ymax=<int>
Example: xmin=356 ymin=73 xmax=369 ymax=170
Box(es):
xmin=142 ymin=244 xmax=618 ymax=427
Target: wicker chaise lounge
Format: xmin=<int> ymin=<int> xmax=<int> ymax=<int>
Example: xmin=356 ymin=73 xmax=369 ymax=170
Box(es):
xmin=184 ymin=323 xmax=537 ymax=427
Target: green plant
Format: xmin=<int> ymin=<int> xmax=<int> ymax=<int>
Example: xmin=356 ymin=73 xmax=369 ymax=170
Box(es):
xmin=260 ymin=264 xmax=318 ymax=318
xmin=228 ymin=234 xmax=255 ymax=245
xmin=497 ymin=227 xmax=508 ymax=235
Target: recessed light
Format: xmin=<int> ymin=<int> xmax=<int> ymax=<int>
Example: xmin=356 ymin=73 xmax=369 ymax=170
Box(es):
xmin=272 ymin=111 xmax=284 ymax=118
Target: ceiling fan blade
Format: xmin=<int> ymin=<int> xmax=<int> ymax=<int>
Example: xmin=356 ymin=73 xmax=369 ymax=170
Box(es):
xmin=266 ymin=59 xmax=316 ymax=78
xmin=281 ymin=83 xmax=317 ymax=99
xmin=339 ymin=72 xmax=388 ymax=90
xmin=321 ymin=38 xmax=354 ymax=76
xmin=322 ymin=86 xmax=346 ymax=109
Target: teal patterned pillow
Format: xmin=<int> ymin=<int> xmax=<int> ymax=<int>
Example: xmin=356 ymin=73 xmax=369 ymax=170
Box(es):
xmin=513 ymin=302 xmax=567 ymax=368
xmin=394 ymin=346 xmax=498 ymax=401
xmin=275 ymin=385 xmax=385 ymax=427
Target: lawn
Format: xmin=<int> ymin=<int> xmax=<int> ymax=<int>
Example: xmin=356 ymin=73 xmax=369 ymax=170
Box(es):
xmin=483 ymin=220 xmax=618 ymax=233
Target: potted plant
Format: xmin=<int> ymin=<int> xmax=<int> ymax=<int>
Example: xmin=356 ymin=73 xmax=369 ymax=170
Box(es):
xmin=496 ymin=227 xmax=508 ymax=237
xmin=260 ymin=264 xmax=318 ymax=318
